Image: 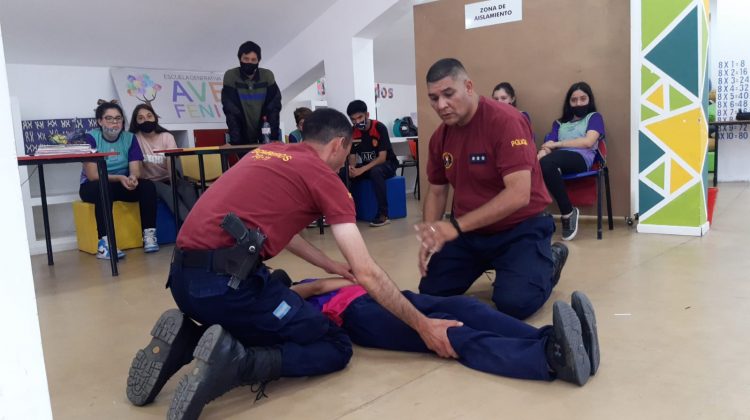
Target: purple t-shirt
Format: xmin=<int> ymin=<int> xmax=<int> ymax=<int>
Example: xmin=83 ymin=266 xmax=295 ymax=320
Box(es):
xmin=300 ymin=278 xmax=338 ymax=311
xmin=546 ymin=112 xmax=605 ymax=169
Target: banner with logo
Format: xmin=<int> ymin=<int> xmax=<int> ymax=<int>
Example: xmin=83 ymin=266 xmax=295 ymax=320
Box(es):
xmin=110 ymin=68 xmax=226 ymax=124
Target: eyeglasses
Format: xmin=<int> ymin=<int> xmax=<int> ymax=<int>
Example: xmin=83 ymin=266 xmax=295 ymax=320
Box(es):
xmin=103 ymin=116 xmax=123 ymax=122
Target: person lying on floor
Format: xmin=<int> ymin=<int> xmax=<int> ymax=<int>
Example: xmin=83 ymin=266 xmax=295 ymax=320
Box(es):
xmin=291 ymin=277 xmax=601 ymax=386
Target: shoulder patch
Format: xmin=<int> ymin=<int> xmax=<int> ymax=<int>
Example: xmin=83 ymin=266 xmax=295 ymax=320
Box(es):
xmin=511 ymin=139 xmax=529 ymax=147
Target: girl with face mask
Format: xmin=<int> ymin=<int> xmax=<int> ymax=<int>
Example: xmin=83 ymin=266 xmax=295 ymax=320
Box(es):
xmin=129 ymin=104 xmax=197 ymax=223
xmin=78 ymin=101 xmax=160 ymax=259
xmin=537 ymin=82 xmax=606 ymax=241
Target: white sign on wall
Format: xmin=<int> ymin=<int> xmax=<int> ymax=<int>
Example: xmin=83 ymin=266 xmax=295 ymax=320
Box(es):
xmin=465 ymin=0 xmax=522 ymax=30
xmin=110 ymin=68 xmax=225 ymax=124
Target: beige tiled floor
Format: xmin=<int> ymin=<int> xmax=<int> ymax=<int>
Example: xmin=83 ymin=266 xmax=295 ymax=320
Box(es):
xmin=32 ymin=183 xmax=750 ymax=419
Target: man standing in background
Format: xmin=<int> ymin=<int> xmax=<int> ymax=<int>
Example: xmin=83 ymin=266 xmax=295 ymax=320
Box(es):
xmin=222 ymin=41 xmax=282 ymax=144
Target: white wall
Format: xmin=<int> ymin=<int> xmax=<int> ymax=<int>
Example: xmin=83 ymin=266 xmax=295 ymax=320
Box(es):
xmin=712 ymin=0 xmax=750 ymax=181
xmin=0 ymin=25 xmax=53 ymax=420
xmin=8 ymin=64 xmax=117 ymax=242
xmin=281 ymin=80 xmax=326 ymax=138
xmin=374 ymin=82 xmax=418 ymax=133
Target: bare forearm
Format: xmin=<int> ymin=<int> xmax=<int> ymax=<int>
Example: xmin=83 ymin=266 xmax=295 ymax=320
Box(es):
xmin=453 ymin=171 xmax=532 ymax=233
xmin=291 ymin=278 xmax=354 ymax=298
xmin=286 ymin=234 xmax=334 ymax=271
xmin=455 ymin=188 xmax=528 ymax=232
xmin=356 ymin=265 xmax=425 ymax=331
xmin=552 ymin=131 xmax=599 ymax=149
xmin=423 ymin=184 xmax=449 ymax=222
xmin=129 ymin=162 xmax=142 ymax=179
xmin=83 ymin=164 xmax=124 ymax=183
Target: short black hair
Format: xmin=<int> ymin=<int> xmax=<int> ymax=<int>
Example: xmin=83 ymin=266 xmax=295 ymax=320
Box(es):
xmin=346 ymin=100 xmax=367 ymax=116
xmin=426 ymin=58 xmax=467 ymax=83
xmin=237 ymin=41 xmax=261 ymax=61
xmin=302 ymin=108 xmax=352 ymax=146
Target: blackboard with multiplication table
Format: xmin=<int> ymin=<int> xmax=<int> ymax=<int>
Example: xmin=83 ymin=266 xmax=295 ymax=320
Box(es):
xmin=716 ymin=59 xmax=750 ymax=140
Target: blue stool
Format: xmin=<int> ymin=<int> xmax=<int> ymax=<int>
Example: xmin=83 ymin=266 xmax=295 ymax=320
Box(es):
xmin=352 ymin=176 xmax=407 ymax=222
xmin=156 ymin=199 xmax=177 ymax=244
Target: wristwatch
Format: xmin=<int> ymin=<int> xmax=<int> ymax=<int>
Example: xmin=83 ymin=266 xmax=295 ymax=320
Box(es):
xmin=450 ymin=217 xmax=463 ymax=235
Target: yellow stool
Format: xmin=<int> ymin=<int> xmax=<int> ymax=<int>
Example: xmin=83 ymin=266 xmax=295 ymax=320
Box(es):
xmin=72 ymin=201 xmax=143 ymax=254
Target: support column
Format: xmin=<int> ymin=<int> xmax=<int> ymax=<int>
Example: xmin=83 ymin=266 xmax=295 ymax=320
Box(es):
xmin=635 ymin=0 xmax=711 ymax=236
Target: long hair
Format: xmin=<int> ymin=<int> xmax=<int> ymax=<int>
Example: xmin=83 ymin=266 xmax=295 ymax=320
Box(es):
xmin=559 ymin=81 xmax=597 ymax=122
xmin=128 ymin=103 xmax=169 ymax=134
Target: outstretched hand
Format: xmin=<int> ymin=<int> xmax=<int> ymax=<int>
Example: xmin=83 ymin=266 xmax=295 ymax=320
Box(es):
xmin=417 ymin=318 xmax=463 ymax=358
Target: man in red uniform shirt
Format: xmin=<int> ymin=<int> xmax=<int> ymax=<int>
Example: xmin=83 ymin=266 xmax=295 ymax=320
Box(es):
xmin=415 ymin=58 xmax=569 ymax=320
xmin=125 ymin=109 xmax=461 ymax=419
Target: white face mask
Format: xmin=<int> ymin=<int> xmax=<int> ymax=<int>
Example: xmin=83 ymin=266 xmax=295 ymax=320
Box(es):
xmin=102 ymin=127 xmax=122 ymax=140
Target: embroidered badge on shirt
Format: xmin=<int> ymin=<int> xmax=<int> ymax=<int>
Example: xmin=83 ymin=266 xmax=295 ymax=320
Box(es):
xmin=511 ymin=139 xmax=529 ymax=147
xmin=469 ymin=153 xmax=487 ymax=164
xmin=273 ymin=301 xmax=292 ymax=319
xmin=442 ymin=152 xmax=454 ymax=169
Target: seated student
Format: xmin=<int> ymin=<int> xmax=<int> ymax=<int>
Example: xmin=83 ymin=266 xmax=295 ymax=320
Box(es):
xmin=346 ymin=99 xmax=400 ymax=227
xmin=538 ymin=82 xmax=605 ymax=241
xmin=492 ymin=82 xmax=531 ymax=122
xmin=79 ymin=100 xmax=159 ymax=258
xmin=292 ymin=277 xmax=600 ymax=386
xmin=129 ymin=104 xmax=198 ymax=222
xmin=288 ymin=107 xmax=312 ymax=143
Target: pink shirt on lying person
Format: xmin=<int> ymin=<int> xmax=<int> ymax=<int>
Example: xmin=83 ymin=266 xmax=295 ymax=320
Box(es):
xmin=302 ymin=280 xmax=367 ymax=327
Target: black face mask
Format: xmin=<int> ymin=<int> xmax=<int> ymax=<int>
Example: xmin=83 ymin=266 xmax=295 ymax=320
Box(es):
xmin=139 ymin=121 xmax=157 ymax=133
xmin=354 ymin=120 xmax=367 ymax=130
xmin=571 ymin=105 xmax=590 ymax=118
xmin=240 ymin=62 xmax=258 ymax=76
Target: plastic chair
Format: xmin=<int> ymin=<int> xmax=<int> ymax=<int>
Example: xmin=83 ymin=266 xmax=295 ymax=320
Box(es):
xmin=180 ymin=154 xmax=223 ymax=195
xmin=561 ymin=140 xmax=613 ymax=239
xmin=397 ymin=138 xmax=420 ymax=199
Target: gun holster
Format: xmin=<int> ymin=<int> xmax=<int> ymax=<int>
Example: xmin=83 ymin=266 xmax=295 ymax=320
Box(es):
xmin=220 ymin=213 xmax=267 ymax=289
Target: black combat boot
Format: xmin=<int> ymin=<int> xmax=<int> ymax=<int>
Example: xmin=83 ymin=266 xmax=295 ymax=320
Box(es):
xmin=167 ymin=325 xmax=282 ymax=420
xmin=127 ymin=309 xmax=206 ymax=406
xmin=546 ymin=301 xmax=591 ymax=386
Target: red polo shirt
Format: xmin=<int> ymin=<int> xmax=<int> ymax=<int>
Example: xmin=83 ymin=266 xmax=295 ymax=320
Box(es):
xmin=427 ymin=97 xmax=551 ymax=233
xmin=177 ymin=142 xmax=355 ymax=258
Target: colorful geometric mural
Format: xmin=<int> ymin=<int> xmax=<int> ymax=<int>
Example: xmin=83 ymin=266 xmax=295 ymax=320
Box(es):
xmin=638 ymin=0 xmax=710 ymax=234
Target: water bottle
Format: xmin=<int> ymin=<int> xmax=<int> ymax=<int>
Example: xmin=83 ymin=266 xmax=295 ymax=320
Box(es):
xmin=261 ymin=116 xmax=271 ymax=144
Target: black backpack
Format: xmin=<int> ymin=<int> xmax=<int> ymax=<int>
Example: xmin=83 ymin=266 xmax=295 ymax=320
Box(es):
xmin=398 ymin=116 xmax=418 ymax=137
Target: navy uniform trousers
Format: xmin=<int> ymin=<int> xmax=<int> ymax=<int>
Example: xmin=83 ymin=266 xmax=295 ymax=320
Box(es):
xmin=169 ymin=263 xmax=352 ymax=377
xmin=342 ymin=291 xmax=552 ymax=380
xmin=419 ymin=214 xmax=556 ymax=320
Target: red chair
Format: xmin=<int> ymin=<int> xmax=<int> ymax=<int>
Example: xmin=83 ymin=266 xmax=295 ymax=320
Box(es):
xmin=561 ymin=140 xmax=613 ymax=239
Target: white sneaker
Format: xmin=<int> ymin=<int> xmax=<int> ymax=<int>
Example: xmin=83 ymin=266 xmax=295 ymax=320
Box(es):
xmin=143 ymin=228 xmax=159 ymax=253
xmin=97 ymin=236 xmax=125 ymax=260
